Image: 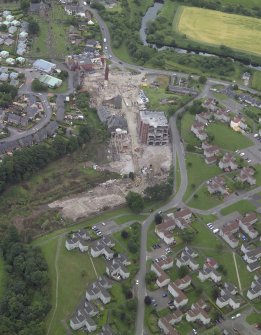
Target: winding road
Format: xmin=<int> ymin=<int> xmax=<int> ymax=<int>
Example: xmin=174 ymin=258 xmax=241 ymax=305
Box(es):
xmin=79 ymin=4 xmax=261 ymax=335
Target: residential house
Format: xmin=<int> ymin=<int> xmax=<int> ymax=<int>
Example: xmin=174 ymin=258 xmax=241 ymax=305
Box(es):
xmin=158 ymin=310 xmax=182 ymax=335
xmin=214 ymin=109 xmax=230 ymax=123
xmin=176 ymin=247 xmax=199 ymax=271
xmin=106 ymin=258 xmax=130 ymax=280
xmin=216 ymin=283 xmax=240 ymax=310
xmin=198 ymin=266 xmax=221 ymax=283
xmin=70 ymin=302 xmax=97 ymax=331
xmin=186 ymin=299 xmax=211 ymax=325
xmin=191 ymin=121 xmax=207 ymax=141
xmin=151 ymin=262 xmax=170 ymax=288
xmin=195 ymin=112 xmax=212 ymax=124
xmin=90 ymin=237 xmax=115 ymax=259
xmin=207 ymin=176 xmax=228 ymax=195
xmin=243 ymin=246 xmax=261 ymax=272
xmin=219 ymin=152 xmax=238 ymax=171
xmin=230 ymin=115 xmax=247 ymax=132
xmin=155 ymin=216 xmax=176 ymax=245
xmin=237 ymin=167 xmax=256 ymax=185
xmin=238 ymin=212 xmax=258 ymax=239
xmin=202 ymin=98 xmax=218 ymax=112
xmin=65 ymin=229 xmax=90 ymax=252
xmin=247 ymin=276 xmax=261 ymax=300
xmin=168 ymin=276 xmax=191 ymax=308
xmin=98 ymin=325 xmax=114 ymax=335
xmin=86 ymin=278 xmax=112 ymax=304
xmin=8 ymin=113 xmax=21 ymax=125
xmin=220 ymin=220 xmax=239 ymax=248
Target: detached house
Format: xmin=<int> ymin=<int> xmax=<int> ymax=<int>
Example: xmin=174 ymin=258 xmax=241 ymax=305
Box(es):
xmin=90 ymin=236 xmax=115 ymax=259
xmin=238 ymin=212 xmax=258 ymax=239
xmin=191 ymin=121 xmax=207 ymax=141
xmin=86 ymin=277 xmax=112 ymax=304
xmin=65 ymin=229 xmax=90 ymax=252
xmin=220 ymin=220 xmax=239 ymax=248
xmin=155 ymin=216 xmax=176 ymax=245
xmin=198 ymin=266 xmax=221 ymax=283
xmin=195 ymin=112 xmax=212 ymax=124
xmin=70 ymin=301 xmax=98 ymax=331
xmin=106 ymin=259 xmax=130 ymax=280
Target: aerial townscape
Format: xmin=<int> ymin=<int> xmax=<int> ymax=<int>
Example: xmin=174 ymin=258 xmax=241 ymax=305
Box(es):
xmin=0 ymin=0 xmax=260 ymax=335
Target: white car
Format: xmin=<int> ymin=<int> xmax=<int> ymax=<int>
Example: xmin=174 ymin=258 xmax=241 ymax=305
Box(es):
xmin=240 ymin=152 xmax=245 ymax=156
xmin=254 ymin=133 xmax=259 ymax=138
xmin=213 ymin=228 xmax=219 ymax=234
xmin=192 ymin=329 xmax=197 ymax=335
xmin=248 ymin=159 xmax=251 ymax=163
xmin=136 ymin=279 xmax=139 ymax=285
xmin=102 ymin=222 xmax=105 ymax=226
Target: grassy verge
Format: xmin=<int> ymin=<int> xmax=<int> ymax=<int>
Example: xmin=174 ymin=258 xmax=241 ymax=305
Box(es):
xmin=246 ymin=313 xmax=261 ymax=325
xmin=0 ymin=254 xmax=6 ymax=300
xmin=220 ymin=200 xmax=256 ymax=216
xmin=183 ymin=153 xmax=220 ymax=202
xmin=206 ymin=122 xmax=253 ymax=151
xmin=188 ymin=185 xmax=224 ymax=210
xmin=42 ymin=237 xmax=105 ymax=335
xmin=181 ymin=112 xmax=200 ymax=147
xmin=251 ymin=71 xmax=261 ymax=91
xmin=175 ymin=153 xmax=181 ymax=194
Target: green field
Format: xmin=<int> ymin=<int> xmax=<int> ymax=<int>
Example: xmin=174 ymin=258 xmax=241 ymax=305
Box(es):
xmin=175 ymin=7 xmax=261 ymax=56
xmin=183 ymin=153 xmax=221 ymax=201
xmin=206 ymin=122 xmax=253 ymax=151
xmin=181 ymin=112 xmax=200 ymax=147
xmin=220 ymin=200 xmax=256 ymax=216
xmin=246 ymin=313 xmax=261 ymax=325
xmin=41 ymin=237 xmax=105 ymax=335
xmin=251 ymin=71 xmax=261 ymax=91
xmin=187 ymin=185 xmax=224 ymax=210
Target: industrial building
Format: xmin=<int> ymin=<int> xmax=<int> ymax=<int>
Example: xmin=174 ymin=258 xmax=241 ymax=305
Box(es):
xmin=137 ymin=110 xmax=169 ymax=145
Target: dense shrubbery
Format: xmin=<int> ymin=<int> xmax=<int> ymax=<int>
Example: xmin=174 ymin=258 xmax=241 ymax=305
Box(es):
xmin=0 ymin=226 xmax=50 ymax=335
xmin=0 ymin=84 xmax=18 ymax=108
xmin=0 ymin=93 xmax=106 ymax=194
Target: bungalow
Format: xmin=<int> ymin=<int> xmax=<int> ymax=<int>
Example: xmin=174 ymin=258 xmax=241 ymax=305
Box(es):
xmin=207 ymin=176 xmax=228 ymax=195
xmin=214 ymin=109 xmax=230 ymax=123
xmin=247 ymin=276 xmax=261 ymax=300
xmin=186 ymin=299 xmax=211 ymax=325
xmin=219 ymin=152 xmax=238 ymax=170
xmin=237 ymin=167 xmax=256 ymax=185
xmin=230 ymin=115 xmax=247 ymax=132
xmin=216 ymin=283 xmax=240 ymax=310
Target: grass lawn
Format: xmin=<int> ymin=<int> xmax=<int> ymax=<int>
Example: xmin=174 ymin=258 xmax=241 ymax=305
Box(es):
xmin=175 ymin=7 xmax=261 ymax=56
xmin=220 ymin=200 xmax=256 ymax=216
xmin=191 ymin=216 xmax=254 ymax=291
xmin=187 ymin=185 xmax=224 ymax=210
xmin=251 ymin=71 xmax=261 ymax=91
xmin=42 ymin=237 xmax=105 ymax=335
xmin=181 ymin=112 xmax=200 ymax=147
xmin=114 ymin=214 xmax=146 ymax=224
xmin=147 ymin=222 xmax=161 ymax=251
xmin=246 ymin=313 xmax=261 ymax=325
xmin=220 ymin=0 xmax=261 ymax=7
xmin=206 ymin=122 xmax=253 ymax=151
xmin=254 ymin=164 xmax=261 ymax=185
xmin=0 ymin=255 xmax=6 ymax=300
xmin=183 ymin=153 xmax=220 ymax=201
xmin=175 ymin=153 xmax=181 ymax=194
xmin=48 ymin=80 xmax=68 ymax=94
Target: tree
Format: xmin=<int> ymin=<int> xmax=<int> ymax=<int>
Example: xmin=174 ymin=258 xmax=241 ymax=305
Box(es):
xmin=193 ymin=194 xmax=199 ymax=200
xmin=126 ymin=191 xmax=144 ymax=213
xmin=121 ymin=230 xmax=129 ymax=239
xmin=31 ymin=79 xmax=47 ymax=92
xmin=178 ymin=266 xmax=189 ymax=277
xmin=154 ymin=213 xmax=163 ymax=225
xmin=28 ymin=19 xmax=40 ymax=35
xmin=212 ymin=287 xmax=220 ymax=300
xmin=198 ymin=75 xmax=207 ymax=84
xmin=145 ymin=271 xmax=157 ymax=285
xmin=187 ymin=162 xmax=192 ymax=168
xmin=180 ymin=231 xmax=194 ymax=244
xmin=144 ymin=296 xmax=152 ymax=305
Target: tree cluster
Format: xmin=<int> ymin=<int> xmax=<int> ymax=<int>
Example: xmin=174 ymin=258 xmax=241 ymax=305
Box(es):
xmin=0 ymin=226 xmax=51 ymax=335
xmin=0 ymin=84 xmax=18 ymax=108
xmin=144 ymin=183 xmax=172 ymax=202
xmin=126 ymin=191 xmax=144 ymax=213
xmin=126 ymin=223 xmax=141 ymax=257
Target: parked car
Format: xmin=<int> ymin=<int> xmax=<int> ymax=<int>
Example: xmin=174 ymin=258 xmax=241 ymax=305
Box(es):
xmin=162 ymin=293 xmax=168 ymax=298
xmin=213 ymin=228 xmax=219 ymax=234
